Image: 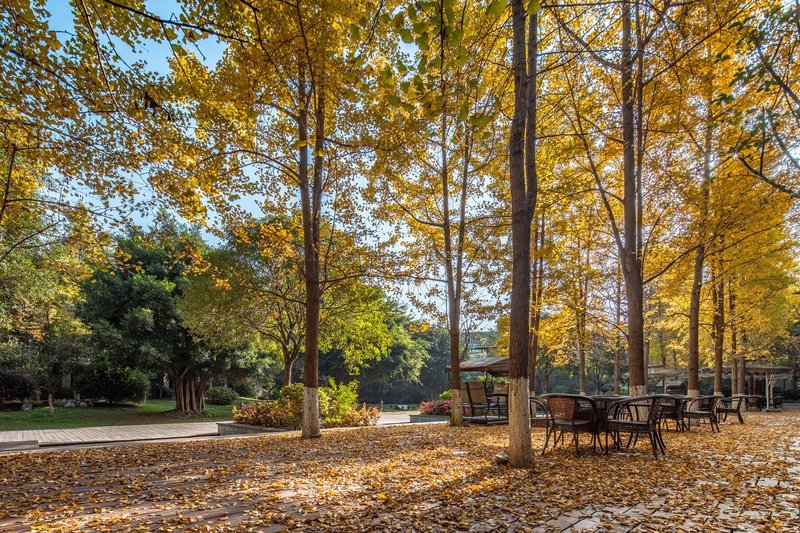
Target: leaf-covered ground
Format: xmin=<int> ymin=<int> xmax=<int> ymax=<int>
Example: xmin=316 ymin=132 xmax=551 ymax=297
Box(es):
xmin=0 ymin=410 xmax=798 ymax=532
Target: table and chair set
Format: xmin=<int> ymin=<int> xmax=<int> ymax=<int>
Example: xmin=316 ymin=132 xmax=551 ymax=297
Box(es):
xmin=460 ymin=382 xmax=747 ymax=458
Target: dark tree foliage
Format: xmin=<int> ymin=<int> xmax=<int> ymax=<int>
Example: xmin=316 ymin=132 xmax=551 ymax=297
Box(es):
xmin=80 ymin=220 xmax=237 ymax=414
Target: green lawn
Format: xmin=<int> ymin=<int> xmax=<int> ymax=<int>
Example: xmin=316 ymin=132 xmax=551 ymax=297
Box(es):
xmin=0 ymin=400 xmax=234 ymax=431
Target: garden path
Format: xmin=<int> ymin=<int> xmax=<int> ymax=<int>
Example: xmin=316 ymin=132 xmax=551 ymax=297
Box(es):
xmin=0 ymin=413 xmax=414 ymax=452
xmin=0 ymin=422 xmax=222 ymax=450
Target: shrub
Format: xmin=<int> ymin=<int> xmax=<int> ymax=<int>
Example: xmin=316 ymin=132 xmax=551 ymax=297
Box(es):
xmin=327 ymin=403 xmax=381 ymax=428
xmin=0 ymin=369 xmax=37 ymax=403
xmin=233 ymin=384 xmax=330 ymax=430
xmin=232 ymin=401 xmax=274 ymax=426
xmin=78 ymin=364 xmax=150 ymax=403
xmin=420 ymin=400 xmax=451 ymax=416
xmin=205 ymin=386 xmax=239 ymax=405
xmin=232 ymin=379 xmax=381 ymax=429
xmin=439 ymin=389 xmax=452 ymax=400
xmin=322 ymin=377 xmax=359 ymax=427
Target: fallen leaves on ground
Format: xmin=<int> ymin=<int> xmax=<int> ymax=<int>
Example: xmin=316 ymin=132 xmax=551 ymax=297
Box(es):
xmin=0 ymin=411 xmax=798 ymax=532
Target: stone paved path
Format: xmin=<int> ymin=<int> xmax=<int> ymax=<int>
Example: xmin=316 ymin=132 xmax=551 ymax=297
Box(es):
xmin=0 ymin=413 xmax=414 ymax=451
xmin=0 ymin=422 xmax=222 ymax=448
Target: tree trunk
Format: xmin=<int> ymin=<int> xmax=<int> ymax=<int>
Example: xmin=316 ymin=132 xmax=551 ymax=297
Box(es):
xmin=173 ymin=374 xmax=207 ymax=415
xmin=507 ymin=0 xmax=534 ymax=469
xmin=729 ymin=279 xmax=738 ymax=395
xmin=299 ymin=66 xmax=322 ymax=438
xmin=48 ymin=390 xmax=54 ymax=415
xmin=689 ymin=68 xmax=714 ymax=398
xmin=528 ymin=214 xmax=545 ymax=395
xmin=577 ymin=317 xmax=586 ymax=395
xmin=711 ymin=241 xmax=725 ymax=396
xmin=738 ymin=356 xmax=746 ymax=396
xmin=621 ymin=0 xmax=646 ymax=397
xmin=439 ymin=15 xmax=466 ymax=425
xmin=687 ymin=243 xmax=704 ymax=398
xmin=282 ymin=357 xmax=294 ymax=387
xmin=577 ymin=256 xmax=588 ymax=395
xmin=614 ymin=265 xmax=622 ymax=394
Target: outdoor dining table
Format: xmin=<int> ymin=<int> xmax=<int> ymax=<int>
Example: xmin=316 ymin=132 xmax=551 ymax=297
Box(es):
xmin=589 ymin=396 xmax=629 ymax=431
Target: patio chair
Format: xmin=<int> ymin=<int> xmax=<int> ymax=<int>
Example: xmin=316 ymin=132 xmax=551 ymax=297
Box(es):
xmin=462 ymin=381 xmax=506 ymax=424
xmin=771 ymin=395 xmax=783 ymax=410
xmin=539 ymin=394 xmax=599 ymax=456
xmin=718 ymin=396 xmax=745 ymax=424
xmin=491 ymin=382 xmax=509 ymax=416
xmin=605 ymin=396 xmax=667 ymax=458
xmin=683 ymin=395 xmax=722 ymax=432
xmin=530 ymin=397 xmax=553 ymax=455
xmin=745 ymin=395 xmax=762 ymax=412
xmin=658 ymin=395 xmax=687 ymax=432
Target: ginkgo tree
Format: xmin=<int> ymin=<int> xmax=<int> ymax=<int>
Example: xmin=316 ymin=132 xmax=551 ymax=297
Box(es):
xmin=179 ymin=217 xmax=394 ymax=388
xmin=367 ymin=0 xmax=507 ymax=427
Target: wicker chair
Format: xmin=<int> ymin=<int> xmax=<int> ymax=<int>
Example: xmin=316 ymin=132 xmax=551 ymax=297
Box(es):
xmin=539 ymin=394 xmax=599 ymax=455
xmin=462 ymin=381 xmax=506 ymax=424
xmin=718 ymin=396 xmax=745 ymax=424
xmin=683 ymin=395 xmax=722 ymax=432
xmin=530 ymin=397 xmax=553 ymax=455
xmin=605 ymin=396 xmax=667 ymax=458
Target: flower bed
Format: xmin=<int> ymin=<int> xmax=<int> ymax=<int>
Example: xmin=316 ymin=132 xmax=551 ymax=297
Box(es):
xmin=419 ymin=400 xmax=451 ymax=416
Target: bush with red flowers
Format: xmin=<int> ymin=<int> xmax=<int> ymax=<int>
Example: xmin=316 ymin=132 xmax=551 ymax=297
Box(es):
xmin=419 ymin=400 xmax=451 ymax=416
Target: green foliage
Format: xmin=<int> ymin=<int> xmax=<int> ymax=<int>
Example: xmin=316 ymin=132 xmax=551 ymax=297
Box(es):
xmin=322 ymin=377 xmax=359 ymax=427
xmin=438 ymin=389 xmax=452 ymax=400
xmin=205 ymin=386 xmax=239 ymax=405
xmin=233 ymin=379 xmax=380 ymax=429
xmin=233 ymin=384 xmax=329 ymax=429
xmin=357 ymin=304 xmax=429 ymax=384
xmin=77 ymin=362 xmax=150 ymax=404
xmin=0 ymin=369 xmax=37 ymax=403
xmin=80 ymin=219 xmax=248 ymax=413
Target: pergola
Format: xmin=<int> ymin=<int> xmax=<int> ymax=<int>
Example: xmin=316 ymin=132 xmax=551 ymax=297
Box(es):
xmin=622 ymin=366 xmax=688 ymax=393
xmin=700 ymin=363 xmax=793 ymax=410
xmin=445 ymin=356 xmax=509 ymax=377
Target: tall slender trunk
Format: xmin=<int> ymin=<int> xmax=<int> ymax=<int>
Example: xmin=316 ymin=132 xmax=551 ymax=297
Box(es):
xmin=299 ymin=66 xmax=323 ymax=438
xmin=507 ymin=0 xmax=534 ymax=468
xmin=729 ymin=278 xmax=738 ymax=394
xmin=711 ymin=237 xmax=725 ymax=395
xmin=687 ymin=244 xmax=704 ymax=398
xmin=621 ymin=0 xmax=646 ymax=396
xmin=577 ymin=244 xmax=590 ymax=395
xmin=282 ymin=355 xmax=294 ymax=387
xmin=688 ymin=82 xmax=714 ymax=398
xmin=528 ymin=213 xmax=545 ymax=394
xmin=437 ymin=2 xmax=466 ymax=427
xmin=614 ymin=264 xmax=622 ymax=394
xmin=577 ymin=289 xmax=587 ymax=395
xmin=738 ymin=356 xmax=746 ymax=396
